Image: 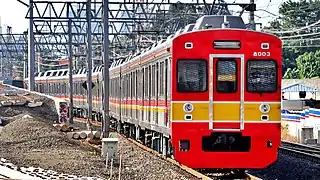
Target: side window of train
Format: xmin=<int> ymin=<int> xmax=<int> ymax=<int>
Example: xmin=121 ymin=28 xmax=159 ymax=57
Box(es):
xmin=130 ymin=72 xmax=132 ymax=99
xmin=141 ymin=68 xmax=146 ymax=99
xmin=144 ymin=67 xmax=148 ymax=98
xmin=159 ymin=61 xmax=164 ymax=97
xmin=156 ymin=62 xmax=159 ymax=97
xmin=165 ymin=58 xmax=168 ymax=98
xmin=216 ymin=59 xmax=237 ymax=93
xmin=247 ymin=60 xmax=277 ymax=92
xmin=131 ymin=71 xmax=134 ymax=99
xmin=131 ymin=72 xmax=134 ymax=99
xmin=151 ymin=64 xmax=155 ymax=97
xmin=177 ymin=59 xmax=207 ymax=92
xmin=117 ymin=76 xmax=120 ymax=99
xmin=148 ymin=65 xmax=151 ymax=97
xmin=136 ymin=70 xmax=139 ymax=99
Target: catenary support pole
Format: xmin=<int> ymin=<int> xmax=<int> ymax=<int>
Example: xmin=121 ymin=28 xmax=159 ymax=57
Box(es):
xmin=102 ymin=0 xmax=110 ymax=138
xmin=249 ymin=0 xmax=255 ymax=30
xmin=28 ymin=0 xmax=35 ymax=91
xmin=86 ymin=0 xmax=93 ymax=128
xmin=67 ymin=3 xmax=74 ymax=124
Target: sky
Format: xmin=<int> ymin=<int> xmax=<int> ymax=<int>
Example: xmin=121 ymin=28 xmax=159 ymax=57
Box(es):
xmin=0 ymin=0 xmax=283 ymax=34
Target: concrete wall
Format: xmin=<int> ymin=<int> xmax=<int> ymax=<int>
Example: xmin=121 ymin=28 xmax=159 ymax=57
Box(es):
xmin=282 ymin=108 xmax=320 ymax=143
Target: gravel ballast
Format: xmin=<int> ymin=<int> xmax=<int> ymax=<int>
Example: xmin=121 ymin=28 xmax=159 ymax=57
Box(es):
xmin=248 ymin=153 xmax=320 ymax=180
xmin=0 ymin=85 xmax=198 ymax=179
xmin=109 ymin=133 xmax=198 ymax=180
xmin=0 ymin=115 xmax=198 ymax=180
xmin=0 ymin=115 xmax=108 ymax=179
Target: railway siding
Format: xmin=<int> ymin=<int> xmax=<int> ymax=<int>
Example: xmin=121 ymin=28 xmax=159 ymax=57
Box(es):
xmin=280 ymin=141 xmax=320 ymax=164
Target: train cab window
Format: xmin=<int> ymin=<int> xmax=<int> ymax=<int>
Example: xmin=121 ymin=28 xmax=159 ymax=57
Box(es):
xmin=177 ymin=60 xmax=207 ymax=92
xmin=247 ymin=60 xmax=277 ymax=92
xmin=216 ymin=59 xmax=237 ymax=93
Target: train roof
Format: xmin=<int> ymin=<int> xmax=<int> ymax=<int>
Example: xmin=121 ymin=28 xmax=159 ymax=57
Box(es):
xmin=193 ymin=15 xmax=246 ymax=30
xmin=34 ymin=15 xmax=277 ymax=79
xmin=33 ymin=65 xmax=104 ymax=80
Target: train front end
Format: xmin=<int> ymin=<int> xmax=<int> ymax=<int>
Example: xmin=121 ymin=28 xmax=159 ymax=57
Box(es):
xmin=170 ymin=16 xmax=282 ymax=169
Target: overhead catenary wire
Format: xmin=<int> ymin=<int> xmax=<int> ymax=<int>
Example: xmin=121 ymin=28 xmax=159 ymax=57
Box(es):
xmin=264 ymin=19 xmax=320 ymax=34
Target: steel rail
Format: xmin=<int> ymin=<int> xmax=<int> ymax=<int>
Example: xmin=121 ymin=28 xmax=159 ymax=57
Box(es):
xmin=281 ymin=140 xmax=320 ymax=151
xmin=279 ymin=146 xmax=320 ymax=164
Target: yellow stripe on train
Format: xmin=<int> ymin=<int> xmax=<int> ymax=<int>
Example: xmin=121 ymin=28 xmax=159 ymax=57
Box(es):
xmin=68 ymin=98 xmax=281 ymax=122
xmin=171 ymin=102 xmax=281 ymax=122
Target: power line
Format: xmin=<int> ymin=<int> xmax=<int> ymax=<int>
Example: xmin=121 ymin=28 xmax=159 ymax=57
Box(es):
xmin=265 ymin=19 xmax=320 ymax=34
xmin=279 ymin=32 xmax=320 ymax=39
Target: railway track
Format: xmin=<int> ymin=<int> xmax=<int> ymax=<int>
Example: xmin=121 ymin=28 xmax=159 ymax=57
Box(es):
xmin=280 ymin=141 xmax=320 ymax=164
xmin=73 ymin=118 xmax=261 ymax=180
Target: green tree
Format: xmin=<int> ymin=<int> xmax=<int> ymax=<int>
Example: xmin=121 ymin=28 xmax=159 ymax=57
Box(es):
xmin=265 ymin=0 xmax=320 ymax=77
xmin=284 ymin=50 xmax=320 ymax=78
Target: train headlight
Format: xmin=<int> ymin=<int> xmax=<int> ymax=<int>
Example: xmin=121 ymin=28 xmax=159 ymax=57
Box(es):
xmin=261 ymin=43 xmax=270 ymax=49
xmin=183 ymin=103 xmax=194 ymax=113
xmin=259 ymin=103 xmax=270 ymax=113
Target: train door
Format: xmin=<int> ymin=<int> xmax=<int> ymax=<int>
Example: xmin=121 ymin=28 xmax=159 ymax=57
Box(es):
xmin=209 ymin=54 xmax=244 ymax=131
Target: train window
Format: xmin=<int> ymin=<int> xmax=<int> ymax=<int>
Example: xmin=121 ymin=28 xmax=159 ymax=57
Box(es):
xmin=151 ymin=64 xmax=156 ymax=97
xmin=59 ymin=83 xmax=61 ymax=94
xmin=129 ymin=73 xmax=131 ymax=98
xmin=165 ymin=59 xmax=168 ymax=98
xmin=130 ymin=72 xmax=133 ymax=98
xmin=216 ymin=59 xmax=237 ymax=93
xmin=132 ymin=71 xmax=135 ymax=98
xmin=144 ymin=68 xmax=148 ymax=97
xmin=127 ymin=74 xmax=129 ymax=99
xmin=247 ymin=60 xmax=277 ymax=92
xmin=148 ymin=65 xmax=151 ymax=97
xmin=155 ymin=62 xmax=159 ymax=97
xmin=177 ymin=60 xmax=207 ymax=92
xmin=134 ymin=71 xmax=136 ymax=98
xmin=159 ymin=62 xmax=164 ymax=96
xmin=141 ymin=69 xmax=144 ymax=98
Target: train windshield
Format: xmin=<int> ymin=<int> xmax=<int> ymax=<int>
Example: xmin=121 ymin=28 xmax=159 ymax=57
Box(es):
xmin=247 ymin=60 xmax=277 ymax=92
xmin=177 ymin=60 xmax=207 ymax=92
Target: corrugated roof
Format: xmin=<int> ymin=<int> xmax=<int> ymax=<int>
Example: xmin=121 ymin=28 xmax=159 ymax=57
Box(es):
xmin=282 ymin=79 xmax=320 ymax=89
xmin=282 ymin=83 xmax=320 ymax=92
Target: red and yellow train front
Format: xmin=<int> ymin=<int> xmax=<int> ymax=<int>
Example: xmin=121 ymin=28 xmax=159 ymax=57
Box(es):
xmin=171 ymin=29 xmax=282 ymax=169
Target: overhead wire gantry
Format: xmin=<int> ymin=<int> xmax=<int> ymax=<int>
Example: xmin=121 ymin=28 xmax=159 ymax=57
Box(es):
xmin=0 ymin=0 xmax=257 ymax=137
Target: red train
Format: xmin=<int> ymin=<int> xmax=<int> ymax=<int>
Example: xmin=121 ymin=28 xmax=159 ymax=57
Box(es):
xmin=29 ymin=15 xmax=282 ymax=170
